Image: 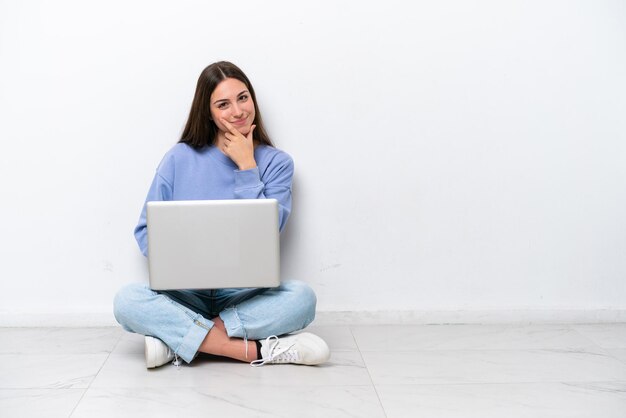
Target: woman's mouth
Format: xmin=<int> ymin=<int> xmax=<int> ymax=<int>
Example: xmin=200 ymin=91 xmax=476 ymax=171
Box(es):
xmin=232 ymin=117 xmax=247 ymax=126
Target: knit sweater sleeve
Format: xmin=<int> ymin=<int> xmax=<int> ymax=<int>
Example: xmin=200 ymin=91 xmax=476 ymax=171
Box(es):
xmin=233 ymin=153 xmax=294 ymax=232
xmin=134 ymin=159 xmax=175 ymax=257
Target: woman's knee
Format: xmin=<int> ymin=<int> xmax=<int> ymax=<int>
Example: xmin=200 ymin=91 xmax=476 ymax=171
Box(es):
xmin=282 ymin=280 xmax=317 ymax=326
xmin=113 ymin=283 xmax=151 ymax=328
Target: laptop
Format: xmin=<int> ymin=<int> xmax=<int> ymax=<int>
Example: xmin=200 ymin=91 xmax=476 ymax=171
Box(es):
xmin=146 ymin=199 xmax=280 ymax=290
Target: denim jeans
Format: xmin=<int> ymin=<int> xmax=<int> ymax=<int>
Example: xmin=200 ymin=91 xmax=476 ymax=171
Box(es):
xmin=113 ymin=280 xmax=317 ymax=363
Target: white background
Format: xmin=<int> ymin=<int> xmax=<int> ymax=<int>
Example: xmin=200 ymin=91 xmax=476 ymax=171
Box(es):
xmin=1 ymin=0 xmax=625 ymax=324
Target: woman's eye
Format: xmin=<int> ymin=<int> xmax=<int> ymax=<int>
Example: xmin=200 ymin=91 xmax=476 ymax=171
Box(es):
xmin=238 ymin=95 xmax=248 ymax=101
xmin=218 ymin=103 xmax=228 ymax=109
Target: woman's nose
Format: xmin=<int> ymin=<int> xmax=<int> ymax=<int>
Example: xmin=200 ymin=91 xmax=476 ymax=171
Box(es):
xmin=231 ymin=103 xmax=243 ymax=117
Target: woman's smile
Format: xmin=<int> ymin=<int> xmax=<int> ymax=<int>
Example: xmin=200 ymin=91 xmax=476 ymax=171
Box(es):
xmin=232 ymin=117 xmax=248 ymax=126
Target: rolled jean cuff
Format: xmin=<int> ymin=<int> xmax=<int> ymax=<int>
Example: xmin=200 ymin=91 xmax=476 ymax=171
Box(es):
xmin=176 ymin=315 xmax=213 ymax=363
xmin=219 ymin=307 xmax=245 ymax=339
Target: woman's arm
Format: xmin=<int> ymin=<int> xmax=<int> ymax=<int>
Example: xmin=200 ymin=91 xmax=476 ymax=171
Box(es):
xmin=233 ymin=154 xmax=294 ymax=232
xmin=133 ymin=172 xmax=174 ymax=257
xmin=219 ymin=118 xmax=294 ymax=231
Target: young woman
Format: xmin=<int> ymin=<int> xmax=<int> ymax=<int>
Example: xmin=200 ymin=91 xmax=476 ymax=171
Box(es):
xmin=113 ymin=61 xmax=330 ymax=368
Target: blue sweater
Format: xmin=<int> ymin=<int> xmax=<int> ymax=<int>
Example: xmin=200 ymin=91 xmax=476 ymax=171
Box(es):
xmin=134 ymin=143 xmax=294 ymax=256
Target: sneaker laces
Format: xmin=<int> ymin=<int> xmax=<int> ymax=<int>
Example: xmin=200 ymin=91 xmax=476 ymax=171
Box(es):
xmin=250 ymin=335 xmax=299 ymax=367
xmin=173 ymin=352 xmax=181 ymax=369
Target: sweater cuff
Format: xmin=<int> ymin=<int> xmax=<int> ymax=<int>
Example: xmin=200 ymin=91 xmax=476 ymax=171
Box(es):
xmin=234 ymin=167 xmax=263 ymax=191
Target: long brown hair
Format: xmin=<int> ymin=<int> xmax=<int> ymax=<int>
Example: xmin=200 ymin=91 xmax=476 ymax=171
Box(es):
xmin=179 ymin=61 xmax=273 ymax=149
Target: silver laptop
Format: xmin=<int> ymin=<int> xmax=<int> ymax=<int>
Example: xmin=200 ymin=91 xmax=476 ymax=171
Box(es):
xmin=146 ymin=199 xmax=280 ymax=290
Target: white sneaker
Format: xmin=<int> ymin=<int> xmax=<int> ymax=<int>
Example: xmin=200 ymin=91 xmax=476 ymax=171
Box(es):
xmin=251 ymin=332 xmax=330 ymax=367
xmin=144 ymin=336 xmax=175 ymax=369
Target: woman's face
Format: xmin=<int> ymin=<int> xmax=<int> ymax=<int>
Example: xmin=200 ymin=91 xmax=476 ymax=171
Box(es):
xmin=209 ymin=77 xmax=256 ymax=136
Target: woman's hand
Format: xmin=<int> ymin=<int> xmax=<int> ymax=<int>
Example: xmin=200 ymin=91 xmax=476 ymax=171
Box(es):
xmin=221 ymin=119 xmax=257 ymax=170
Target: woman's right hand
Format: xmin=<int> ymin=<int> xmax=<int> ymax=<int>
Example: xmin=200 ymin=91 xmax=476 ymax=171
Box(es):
xmin=221 ymin=119 xmax=257 ymax=171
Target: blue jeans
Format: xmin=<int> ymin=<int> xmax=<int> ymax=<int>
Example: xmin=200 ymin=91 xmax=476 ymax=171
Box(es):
xmin=113 ymin=280 xmax=317 ymax=363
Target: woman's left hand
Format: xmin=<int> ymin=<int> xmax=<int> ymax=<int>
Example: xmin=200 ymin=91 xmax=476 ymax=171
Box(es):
xmin=221 ymin=119 xmax=257 ymax=170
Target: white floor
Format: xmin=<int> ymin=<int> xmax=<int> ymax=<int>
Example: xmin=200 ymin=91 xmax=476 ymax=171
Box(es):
xmin=1 ymin=323 xmax=626 ymax=417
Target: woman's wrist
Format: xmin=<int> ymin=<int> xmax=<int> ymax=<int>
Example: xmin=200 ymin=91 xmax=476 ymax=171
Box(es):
xmin=238 ymin=160 xmax=257 ymax=171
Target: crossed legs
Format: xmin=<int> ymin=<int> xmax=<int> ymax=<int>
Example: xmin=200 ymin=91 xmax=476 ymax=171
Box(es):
xmin=113 ymin=280 xmax=318 ymax=364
